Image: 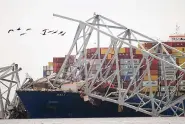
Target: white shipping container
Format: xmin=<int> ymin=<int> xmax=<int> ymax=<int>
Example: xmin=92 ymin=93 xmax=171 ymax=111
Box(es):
xmin=48 ymin=66 xmax=53 ymax=70
xmin=179 ymin=86 xmax=185 ymax=91
xmin=43 ymin=66 xmax=47 ymax=71
xmin=120 ymin=59 xmax=139 ymax=64
xmin=46 ymin=71 xmax=51 ymax=76
xmin=142 ymin=81 xmax=158 ymax=87
xmin=120 ymin=65 xmax=139 ymax=69
xmin=180 ymin=80 xmax=185 ymax=86
xmin=89 ymin=59 xmax=102 ymax=65
xmin=120 ymin=71 xmax=133 ymax=76
xmin=165 ymin=75 xmax=176 ymax=80
xmin=160 ymin=86 xmax=176 ymax=92
xmin=120 ymin=70 xmax=139 ymax=76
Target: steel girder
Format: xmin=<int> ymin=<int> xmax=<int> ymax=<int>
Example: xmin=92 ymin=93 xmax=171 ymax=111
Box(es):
xmin=53 ymin=13 xmax=185 ymax=117
xmin=0 ymin=63 xmax=22 ymax=118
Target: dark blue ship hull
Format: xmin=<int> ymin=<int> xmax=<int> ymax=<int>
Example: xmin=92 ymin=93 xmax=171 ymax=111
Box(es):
xmin=16 ymin=90 xmax=149 ymax=118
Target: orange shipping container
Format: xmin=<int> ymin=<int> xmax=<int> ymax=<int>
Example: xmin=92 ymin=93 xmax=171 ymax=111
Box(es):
xmin=101 ymin=48 xmax=114 ymax=54
xmin=107 ymin=54 xmax=112 ymax=59
xmin=119 ymin=48 xmax=126 ymax=53
xmin=144 ymin=75 xmax=158 ymax=81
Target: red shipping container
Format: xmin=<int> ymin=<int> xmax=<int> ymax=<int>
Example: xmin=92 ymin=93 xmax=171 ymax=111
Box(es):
xmin=53 ymin=67 xmax=61 ymax=73
xmin=160 ymin=80 xmax=177 ymax=86
xmin=162 ymin=42 xmax=173 ymax=47
xmin=141 ymin=64 xmax=158 ymax=70
xmin=118 ymin=54 xmax=130 ymax=59
xmin=53 ymin=62 xmax=63 ymax=68
xmin=111 ymin=64 xmax=117 ymax=70
xmin=53 ymin=57 xmax=65 ymax=63
xmin=90 ymin=48 xmax=97 ymax=53
xmin=124 ymin=48 xmax=136 ymax=54
xmin=143 ymin=58 xmax=159 ymax=65
xmin=171 ymin=42 xmax=185 ymax=47
xmin=133 ymin=54 xmax=143 ymax=59
xmin=87 ymin=49 xmax=91 ymax=54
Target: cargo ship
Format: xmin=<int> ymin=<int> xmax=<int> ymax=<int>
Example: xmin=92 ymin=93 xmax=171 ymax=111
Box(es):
xmin=16 ymin=33 xmax=185 ymax=118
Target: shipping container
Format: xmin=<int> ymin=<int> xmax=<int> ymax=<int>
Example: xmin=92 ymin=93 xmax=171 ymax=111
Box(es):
xmin=87 ymin=49 xmax=91 ymax=54
xmin=46 ymin=70 xmax=51 ymax=76
xmin=172 ymin=52 xmax=183 ymax=56
xmin=107 ymin=54 xmax=112 ymax=59
xmin=142 ymin=81 xmax=158 ymax=87
xmin=53 ymin=57 xmax=65 ymax=63
xmin=177 ymin=58 xmax=185 ymax=64
xmin=133 ymin=54 xmax=143 ymax=59
xmin=179 ymin=86 xmax=185 ymax=91
xmin=160 ymin=80 xmax=177 ymax=86
xmin=120 ymin=71 xmax=134 ymax=76
xmin=120 ymin=59 xmax=140 ymax=65
xmin=48 ymin=62 xmax=53 ymax=66
xmin=141 ymin=86 xmax=158 ymax=93
xmin=171 ymin=42 xmax=185 ymax=47
xmin=143 ymin=75 xmax=158 ymax=81
xmin=141 ymin=70 xmax=158 ymax=75
xmin=160 ymin=75 xmax=176 ymax=80
xmin=119 ymin=48 xmax=125 ymax=53
xmin=141 ymin=64 xmax=158 ymax=70
xmin=90 ymin=48 xmax=97 ymax=53
xmin=43 ymin=66 xmax=47 ymax=71
xmin=121 ymin=75 xmax=131 ymax=81
xmin=120 ymin=65 xmax=139 ymax=69
xmin=100 ymin=48 xmax=114 ymax=54
xmin=162 ymin=42 xmax=173 ymax=47
xmin=179 ymin=80 xmax=185 ymax=86
xmin=53 ymin=63 xmax=63 ymax=68
xmin=160 ymin=86 xmax=176 ymax=92
xmin=135 ymin=49 xmax=142 ymax=54
xmin=43 ymin=70 xmax=47 ymax=77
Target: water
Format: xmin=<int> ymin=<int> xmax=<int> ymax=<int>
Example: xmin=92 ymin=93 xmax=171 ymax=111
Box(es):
xmin=0 ymin=117 xmax=184 ymax=124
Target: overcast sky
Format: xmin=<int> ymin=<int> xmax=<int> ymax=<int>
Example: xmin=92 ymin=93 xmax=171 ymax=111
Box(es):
xmin=0 ymin=0 xmax=185 ymax=82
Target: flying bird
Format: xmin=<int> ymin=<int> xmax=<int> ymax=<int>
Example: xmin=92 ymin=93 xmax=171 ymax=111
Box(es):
xmin=41 ymin=30 xmax=47 ymax=35
xmin=61 ymin=32 xmax=66 ymax=36
xmin=8 ymin=29 xmax=14 ymax=33
xmin=20 ymin=33 xmax=26 ymax=36
xmin=42 ymin=29 xmax=48 ymax=32
xmin=58 ymin=31 xmax=63 ymax=35
xmin=17 ymin=27 xmax=21 ymax=31
xmin=48 ymin=30 xmax=54 ymax=33
xmin=26 ymin=28 xmax=31 ymax=31
xmin=52 ymin=30 xmax=58 ymax=34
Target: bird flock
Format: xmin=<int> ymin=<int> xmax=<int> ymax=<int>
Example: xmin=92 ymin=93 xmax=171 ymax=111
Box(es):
xmin=41 ymin=29 xmax=66 ymax=36
xmin=8 ymin=28 xmax=66 ymax=36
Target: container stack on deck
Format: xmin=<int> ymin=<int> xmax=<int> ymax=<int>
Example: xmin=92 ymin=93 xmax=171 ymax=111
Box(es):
xmin=43 ymin=62 xmax=53 ymax=77
xmin=42 ymin=42 xmax=185 ymax=96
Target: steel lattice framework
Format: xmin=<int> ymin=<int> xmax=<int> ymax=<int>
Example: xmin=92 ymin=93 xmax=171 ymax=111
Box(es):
xmin=0 ymin=63 xmax=22 ymax=118
xmin=53 ymin=13 xmax=185 ymax=117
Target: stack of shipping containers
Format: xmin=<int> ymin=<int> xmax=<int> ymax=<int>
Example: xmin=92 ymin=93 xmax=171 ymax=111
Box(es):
xmin=42 ymin=41 xmax=185 ymax=96
xmin=53 ymin=57 xmax=65 ymax=73
xmin=173 ymin=42 xmax=185 ymax=94
xmin=43 ymin=62 xmax=53 ymax=77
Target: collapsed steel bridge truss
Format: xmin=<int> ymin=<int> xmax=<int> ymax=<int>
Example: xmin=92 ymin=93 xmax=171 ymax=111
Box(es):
xmin=0 ymin=63 xmax=22 ymax=118
xmin=53 ymin=13 xmax=185 ymax=117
